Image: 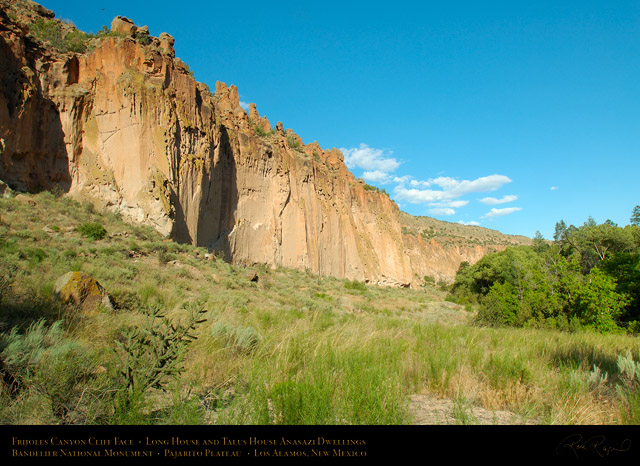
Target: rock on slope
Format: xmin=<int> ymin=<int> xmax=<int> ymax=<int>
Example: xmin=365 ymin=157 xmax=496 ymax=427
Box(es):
xmin=0 ymin=1 xmax=530 ymax=286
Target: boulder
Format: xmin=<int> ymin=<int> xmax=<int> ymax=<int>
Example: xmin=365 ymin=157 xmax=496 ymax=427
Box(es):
xmin=54 ymin=272 xmax=113 ymax=312
xmin=111 ymin=16 xmax=137 ymax=36
xmin=14 ymin=194 xmax=36 ymax=206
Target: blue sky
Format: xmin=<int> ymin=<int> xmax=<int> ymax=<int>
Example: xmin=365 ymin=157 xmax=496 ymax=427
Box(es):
xmin=40 ymin=0 xmax=640 ymax=238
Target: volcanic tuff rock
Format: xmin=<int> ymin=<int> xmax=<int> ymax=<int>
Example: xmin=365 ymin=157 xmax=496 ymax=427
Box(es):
xmin=53 ymin=271 xmax=113 ymax=313
xmin=0 ymin=1 xmax=530 ymax=286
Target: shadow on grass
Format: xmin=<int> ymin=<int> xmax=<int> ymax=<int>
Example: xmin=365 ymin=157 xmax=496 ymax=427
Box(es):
xmin=0 ymin=290 xmax=70 ymax=333
xmin=550 ymin=344 xmax=620 ymax=376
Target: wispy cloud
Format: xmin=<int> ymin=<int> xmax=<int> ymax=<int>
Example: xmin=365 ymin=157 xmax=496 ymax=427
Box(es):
xmin=341 ymin=143 xmax=400 ymax=174
xmin=482 ymin=207 xmax=522 ymax=218
xmin=428 ymin=207 xmax=456 ymax=216
xmin=458 ymin=220 xmax=481 ymax=226
xmin=432 ymin=200 xmax=469 ymax=208
xmin=479 ymin=194 xmax=518 ymax=205
xmin=362 ymin=170 xmax=391 ymax=183
xmin=423 ymin=199 xmax=469 ymax=216
xmin=550 ymin=186 xmax=559 ymax=191
xmin=393 ymin=175 xmax=412 ymax=184
xmin=239 ymin=101 xmax=250 ymax=111
xmin=394 ymin=174 xmax=512 ymax=204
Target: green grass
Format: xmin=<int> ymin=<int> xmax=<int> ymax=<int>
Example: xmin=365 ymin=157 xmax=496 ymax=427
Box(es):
xmin=0 ymin=191 xmax=639 ymax=425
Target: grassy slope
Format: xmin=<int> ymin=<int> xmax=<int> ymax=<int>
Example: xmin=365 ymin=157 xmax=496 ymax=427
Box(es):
xmin=399 ymin=211 xmax=532 ymax=248
xmin=0 ymin=191 xmax=638 ymax=425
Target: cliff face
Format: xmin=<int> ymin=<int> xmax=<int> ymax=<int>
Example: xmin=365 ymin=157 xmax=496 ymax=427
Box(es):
xmin=0 ymin=2 xmax=529 ymax=286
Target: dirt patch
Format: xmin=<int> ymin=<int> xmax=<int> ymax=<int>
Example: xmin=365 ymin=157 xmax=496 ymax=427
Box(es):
xmin=409 ymin=394 xmax=537 ymax=425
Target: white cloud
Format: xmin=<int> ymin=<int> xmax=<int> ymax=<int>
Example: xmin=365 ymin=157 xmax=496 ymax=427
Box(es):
xmin=458 ymin=220 xmax=481 ymax=226
xmin=442 ymin=175 xmax=512 ymax=195
xmin=393 ymin=174 xmax=512 ymax=205
xmin=479 ymin=195 xmax=518 ymax=205
xmin=393 ymin=175 xmax=412 ymax=184
xmin=239 ymin=101 xmax=250 ymax=111
xmin=363 ymin=170 xmax=391 ymax=183
xmin=432 ymin=200 xmax=469 ymax=208
xmin=393 ymin=186 xmax=450 ymax=203
xmin=550 ymin=186 xmax=559 ymax=191
xmin=340 ymin=143 xmax=400 ymax=173
xmin=429 ymin=207 xmax=456 ymax=216
xmin=409 ymin=179 xmax=432 ymax=188
xmin=482 ymin=207 xmax=522 ymax=218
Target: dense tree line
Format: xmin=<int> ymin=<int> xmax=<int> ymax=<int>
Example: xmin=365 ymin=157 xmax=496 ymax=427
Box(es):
xmin=448 ymin=207 xmax=640 ymax=333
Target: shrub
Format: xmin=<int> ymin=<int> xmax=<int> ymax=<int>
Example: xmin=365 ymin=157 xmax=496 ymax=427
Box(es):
xmin=24 ymin=247 xmax=47 ymax=265
xmin=250 ymin=121 xmax=275 ymax=138
xmin=76 ymin=222 xmax=107 ymax=240
xmin=157 ymin=249 xmax=176 ymax=264
xmin=616 ymin=351 xmax=640 ymax=424
xmin=344 ymin=279 xmax=367 ymax=292
xmin=286 ymin=134 xmax=300 ymax=149
xmin=0 ymin=320 xmax=100 ymax=421
xmin=210 ymin=322 xmax=261 ymax=354
xmin=112 ymin=301 xmax=207 ymax=418
xmin=363 ymin=183 xmax=388 ymax=196
xmin=136 ymin=32 xmax=151 ymax=45
xmin=29 ymin=18 xmax=94 ymax=54
xmin=286 ymin=134 xmax=305 ymax=153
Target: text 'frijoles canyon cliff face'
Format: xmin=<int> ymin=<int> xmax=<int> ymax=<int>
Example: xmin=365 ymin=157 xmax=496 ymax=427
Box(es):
xmin=0 ymin=1 xmax=530 ymax=287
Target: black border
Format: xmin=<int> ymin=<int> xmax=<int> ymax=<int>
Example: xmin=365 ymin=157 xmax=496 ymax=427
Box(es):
xmin=2 ymin=424 xmax=639 ymax=462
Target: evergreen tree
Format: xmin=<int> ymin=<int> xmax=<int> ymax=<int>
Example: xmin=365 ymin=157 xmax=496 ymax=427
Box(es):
xmin=631 ymin=205 xmax=640 ymax=226
xmin=554 ymin=220 xmax=567 ymax=243
xmin=533 ymin=231 xmax=547 ymax=253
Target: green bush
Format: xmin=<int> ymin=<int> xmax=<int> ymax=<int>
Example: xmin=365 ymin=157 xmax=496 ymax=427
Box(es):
xmin=76 ymin=222 xmax=107 ymax=240
xmin=286 ymin=134 xmax=305 ymax=153
xmin=29 ymin=18 xmax=94 ymax=54
xmin=251 ymin=121 xmax=275 ymax=138
xmin=136 ymin=32 xmax=151 ymax=46
xmin=344 ymin=279 xmax=367 ymax=292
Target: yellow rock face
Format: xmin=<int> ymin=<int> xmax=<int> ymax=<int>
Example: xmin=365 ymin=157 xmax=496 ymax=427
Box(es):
xmin=54 ymin=272 xmax=112 ymax=312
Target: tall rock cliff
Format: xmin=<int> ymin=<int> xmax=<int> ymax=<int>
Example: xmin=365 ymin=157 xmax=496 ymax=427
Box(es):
xmin=0 ymin=1 xmax=530 ymax=286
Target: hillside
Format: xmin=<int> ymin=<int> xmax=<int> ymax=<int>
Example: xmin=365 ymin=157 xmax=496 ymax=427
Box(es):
xmin=0 ymin=0 xmax=530 ymax=286
xmin=399 ymin=212 xmax=531 ymax=283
